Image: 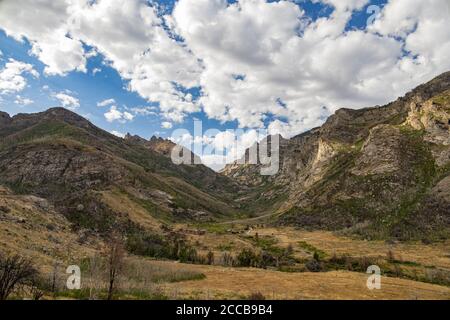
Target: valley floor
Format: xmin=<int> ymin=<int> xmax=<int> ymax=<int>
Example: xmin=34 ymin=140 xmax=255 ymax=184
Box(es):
xmin=153 ymin=226 xmax=450 ymax=300
xmin=246 ymin=227 xmax=450 ymax=269
xmin=1 ymin=188 xmax=449 ymax=300
xmin=156 ymin=260 xmax=450 ymax=300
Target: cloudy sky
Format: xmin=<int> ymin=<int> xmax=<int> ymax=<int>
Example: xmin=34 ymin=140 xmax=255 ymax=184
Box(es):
xmin=0 ymin=0 xmax=449 ymax=170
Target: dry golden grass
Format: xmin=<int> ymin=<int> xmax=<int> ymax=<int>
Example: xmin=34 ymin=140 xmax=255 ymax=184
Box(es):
xmin=152 ymin=260 xmax=450 ymax=300
xmin=0 ymin=190 xmax=102 ymax=272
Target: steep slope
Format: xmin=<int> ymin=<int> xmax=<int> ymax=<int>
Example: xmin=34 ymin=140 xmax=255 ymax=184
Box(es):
xmin=122 ymin=133 xmax=222 ymax=192
xmin=223 ymin=72 xmax=450 ymax=240
xmin=0 ymin=108 xmax=240 ymax=237
xmin=0 ymin=185 xmax=101 ymax=265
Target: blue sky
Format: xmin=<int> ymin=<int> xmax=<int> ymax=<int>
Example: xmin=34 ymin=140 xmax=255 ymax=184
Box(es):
xmin=0 ymin=0 xmax=448 ymax=169
xmin=0 ymin=0 xmax=387 ymax=138
xmin=0 ymin=26 xmax=241 ymax=139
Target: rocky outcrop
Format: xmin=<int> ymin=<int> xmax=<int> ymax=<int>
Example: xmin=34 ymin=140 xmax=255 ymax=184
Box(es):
xmin=124 ymin=133 xmax=177 ymax=157
xmin=406 ymin=91 xmax=450 ymax=166
xmin=351 ymin=125 xmax=403 ymax=176
xmin=124 ymin=133 xmax=148 ymax=144
xmin=146 ymin=136 xmax=177 ymax=157
xmin=0 ymin=143 xmax=126 ymax=196
xmin=0 ymin=111 xmax=11 ymax=126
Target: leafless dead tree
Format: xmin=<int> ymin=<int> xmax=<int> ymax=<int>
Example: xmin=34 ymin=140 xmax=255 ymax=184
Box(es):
xmin=30 ymin=279 xmax=45 ymax=300
xmin=0 ymin=253 xmax=38 ymax=300
xmin=105 ymin=236 xmax=125 ymax=300
xmin=86 ymin=255 xmax=104 ymax=300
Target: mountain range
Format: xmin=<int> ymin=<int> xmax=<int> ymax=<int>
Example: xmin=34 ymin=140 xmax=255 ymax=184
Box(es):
xmin=1 ymin=72 xmax=449 ymax=243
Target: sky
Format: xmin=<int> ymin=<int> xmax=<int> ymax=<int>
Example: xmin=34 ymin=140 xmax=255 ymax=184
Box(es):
xmin=0 ymin=0 xmax=449 ymax=170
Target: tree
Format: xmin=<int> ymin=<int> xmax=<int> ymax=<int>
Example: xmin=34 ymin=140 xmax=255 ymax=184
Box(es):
xmin=105 ymin=236 xmax=125 ymax=300
xmin=86 ymin=256 xmax=103 ymax=300
xmin=0 ymin=253 xmax=38 ymax=300
xmin=221 ymin=252 xmax=234 ymax=267
xmin=313 ymin=251 xmax=320 ymax=262
xmin=46 ymin=261 xmax=61 ymax=298
xmin=237 ymin=248 xmax=258 ymax=267
xmin=286 ymin=244 xmax=294 ymax=256
xmin=386 ymin=249 xmax=395 ymax=263
xmin=30 ymin=276 xmax=50 ymax=300
xmin=206 ymin=251 xmax=214 ymax=265
xmin=248 ymin=291 xmax=266 ymax=300
xmin=305 ymin=259 xmax=322 ymax=272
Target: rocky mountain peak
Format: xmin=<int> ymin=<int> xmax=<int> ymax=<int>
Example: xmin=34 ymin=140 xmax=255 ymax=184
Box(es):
xmin=5 ymin=107 xmax=94 ymax=132
xmin=150 ymin=135 xmax=165 ymax=142
xmin=124 ymin=133 xmax=176 ymax=157
xmin=124 ymin=133 xmax=148 ymax=144
xmin=146 ymin=136 xmax=176 ymax=157
xmin=0 ymin=111 xmax=11 ymax=126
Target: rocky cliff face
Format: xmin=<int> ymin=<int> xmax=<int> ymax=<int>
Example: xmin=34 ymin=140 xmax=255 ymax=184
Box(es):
xmin=222 ymin=72 xmax=450 ymax=240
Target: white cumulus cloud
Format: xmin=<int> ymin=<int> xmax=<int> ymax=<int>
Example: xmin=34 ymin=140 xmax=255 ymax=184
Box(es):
xmin=104 ymin=105 xmax=134 ymax=123
xmin=0 ymin=0 xmax=87 ymax=75
xmin=14 ymin=95 xmax=34 ymax=106
xmin=97 ymin=98 xmax=116 ymax=107
xmin=110 ymin=130 xmax=126 ymax=138
xmin=161 ymin=121 xmax=173 ymax=129
xmin=171 ymin=0 xmax=450 ymax=134
xmin=54 ymin=92 xmax=80 ymax=111
xmin=0 ymin=59 xmax=39 ymax=94
xmin=0 ymin=0 xmax=449 ymax=143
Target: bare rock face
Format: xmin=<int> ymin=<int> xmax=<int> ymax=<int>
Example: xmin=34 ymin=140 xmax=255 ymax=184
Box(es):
xmin=0 ymin=111 xmax=11 ymax=126
xmin=352 ymin=125 xmax=403 ymax=176
xmin=0 ymin=144 xmax=125 ymax=196
xmin=303 ymin=138 xmax=338 ymax=188
xmin=147 ymin=136 xmax=177 ymax=157
xmin=434 ymin=176 xmax=450 ymax=202
xmin=223 ymin=71 xmax=450 ymax=240
xmin=406 ymin=91 xmax=450 ymax=166
xmin=407 ymin=98 xmax=449 ymax=140
xmin=320 ymin=105 xmax=405 ymax=145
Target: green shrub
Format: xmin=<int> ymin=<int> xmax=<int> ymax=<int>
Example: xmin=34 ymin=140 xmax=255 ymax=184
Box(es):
xmin=248 ymin=292 xmax=266 ymax=300
xmin=305 ymin=259 xmax=323 ymax=272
